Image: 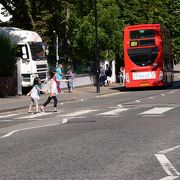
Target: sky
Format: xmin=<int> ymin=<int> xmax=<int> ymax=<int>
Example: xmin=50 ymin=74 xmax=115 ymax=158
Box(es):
xmin=0 ymin=4 xmax=12 ymax=22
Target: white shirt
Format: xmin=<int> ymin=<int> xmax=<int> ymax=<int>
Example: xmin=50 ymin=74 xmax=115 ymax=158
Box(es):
xmin=31 ymin=86 xmax=40 ymax=99
xmin=48 ymin=79 xmax=58 ymax=95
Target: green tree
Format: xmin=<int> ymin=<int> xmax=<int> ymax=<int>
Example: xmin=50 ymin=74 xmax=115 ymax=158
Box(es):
xmin=0 ymin=34 xmax=16 ymax=77
xmin=1 ymin=0 xmax=180 ymax=67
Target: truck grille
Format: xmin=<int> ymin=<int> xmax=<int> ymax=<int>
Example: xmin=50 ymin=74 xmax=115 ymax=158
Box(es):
xmin=38 ymin=73 xmax=47 ymax=80
xmin=36 ymin=64 xmax=47 ymax=69
xmin=36 ymin=64 xmax=48 ymax=80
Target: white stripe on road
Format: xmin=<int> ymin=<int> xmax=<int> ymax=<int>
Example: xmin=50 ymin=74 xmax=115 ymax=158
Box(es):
xmin=0 ymin=114 xmax=18 ymax=118
xmin=0 ymin=130 xmax=18 ymax=138
xmin=96 ymin=92 xmax=122 ymax=98
xmin=159 ymin=145 xmax=180 ymax=154
xmin=58 ymin=110 xmax=97 ymax=117
xmin=16 ymin=112 xmax=53 ymax=119
xmin=62 ymin=117 xmax=87 ymax=124
xmin=159 ymin=176 xmax=179 ymax=180
xmin=0 ymin=120 xmax=14 ymax=122
xmin=155 ymin=154 xmax=180 ymax=176
xmin=140 ymin=107 xmax=174 ymax=115
xmin=97 ymin=108 xmax=129 ymax=116
xmin=0 ymin=122 xmax=62 ymax=139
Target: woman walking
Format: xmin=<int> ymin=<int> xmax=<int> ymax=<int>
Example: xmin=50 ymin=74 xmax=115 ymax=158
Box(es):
xmin=40 ymin=71 xmax=61 ymax=112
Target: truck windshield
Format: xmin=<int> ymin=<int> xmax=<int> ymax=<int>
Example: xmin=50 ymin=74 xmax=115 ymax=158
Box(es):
xmin=29 ymin=42 xmax=46 ymax=61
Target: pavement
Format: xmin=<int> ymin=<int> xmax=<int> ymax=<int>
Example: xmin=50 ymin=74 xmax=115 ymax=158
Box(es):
xmin=0 ymin=83 xmax=122 ymax=113
xmin=1 ymin=63 xmax=180 ymax=113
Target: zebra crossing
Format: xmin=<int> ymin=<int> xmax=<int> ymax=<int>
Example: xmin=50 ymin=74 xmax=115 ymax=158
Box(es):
xmin=0 ymin=105 xmax=176 ymax=121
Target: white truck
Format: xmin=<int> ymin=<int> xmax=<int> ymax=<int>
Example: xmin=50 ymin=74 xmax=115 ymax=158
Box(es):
xmin=0 ymin=27 xmax=49 ymax=91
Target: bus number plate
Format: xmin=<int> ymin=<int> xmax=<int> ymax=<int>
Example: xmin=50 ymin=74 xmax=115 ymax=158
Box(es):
xmin=133 ymin=71 xmax=156 ymax=80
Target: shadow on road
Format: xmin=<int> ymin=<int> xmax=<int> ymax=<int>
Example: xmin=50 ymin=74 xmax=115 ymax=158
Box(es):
xmin=111 ymin=81 xmax=180 ymax=92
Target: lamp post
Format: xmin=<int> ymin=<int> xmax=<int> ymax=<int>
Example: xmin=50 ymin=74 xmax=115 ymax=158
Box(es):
xmin=94 ymin=0 xmax=100 ymax=93
xmin=53 ymin=30 xmax=59 ymax=67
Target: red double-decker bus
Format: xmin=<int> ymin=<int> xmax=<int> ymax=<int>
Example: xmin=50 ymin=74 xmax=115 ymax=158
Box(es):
xmin=123 ymin=24 xmax=174 ymax=88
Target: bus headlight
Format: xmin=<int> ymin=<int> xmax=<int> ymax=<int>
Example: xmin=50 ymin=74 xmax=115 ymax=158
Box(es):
xmin=159 ymin=71 xmax=163 ymax=81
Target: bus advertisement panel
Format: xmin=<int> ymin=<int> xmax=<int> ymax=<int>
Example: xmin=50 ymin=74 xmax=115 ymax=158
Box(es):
xmin=123 ymin=24 xmax=174 ymax=88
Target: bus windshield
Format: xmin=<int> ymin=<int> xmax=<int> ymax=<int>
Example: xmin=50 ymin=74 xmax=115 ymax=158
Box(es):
xmin=130 ymin=30 xmax=156 ymax=39
xmin=29 ymin=42 xmax=46 ymax=61
xmin=127 ymin=47 xmax=158 ymax=66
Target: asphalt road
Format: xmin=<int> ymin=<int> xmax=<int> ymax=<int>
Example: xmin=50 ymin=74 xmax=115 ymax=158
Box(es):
xmin=1 ymin=80 xmax=180 ymax=179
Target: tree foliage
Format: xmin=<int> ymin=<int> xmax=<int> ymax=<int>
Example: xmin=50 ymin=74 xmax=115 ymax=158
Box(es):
xmin=0 ymin=34 xmax=16 ymax=77
xmin=0 ymin=0 xmax=180 ymax=72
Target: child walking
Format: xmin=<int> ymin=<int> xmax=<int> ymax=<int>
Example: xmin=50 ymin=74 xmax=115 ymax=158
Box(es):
xmin=27 ymin=77 xmax=46 ymax=114
xmin=40 ymin=71 xmax=61 ymax=112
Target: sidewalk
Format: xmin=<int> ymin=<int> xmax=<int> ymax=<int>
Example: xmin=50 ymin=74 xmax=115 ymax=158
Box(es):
xmin=0 ymin=83 xmax=122 ymax=113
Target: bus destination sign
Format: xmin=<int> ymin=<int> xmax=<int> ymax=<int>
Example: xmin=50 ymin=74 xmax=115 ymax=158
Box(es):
xmin=130 ymin=41 xmax=138 ymax=47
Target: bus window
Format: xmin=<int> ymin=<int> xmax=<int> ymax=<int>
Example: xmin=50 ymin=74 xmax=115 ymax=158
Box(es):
xmin=130 ymin=30 xmax=156 ymax=39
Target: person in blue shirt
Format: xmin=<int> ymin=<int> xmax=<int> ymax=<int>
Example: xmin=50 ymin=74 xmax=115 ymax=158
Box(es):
xmin=56 ymin=64 xmax=63 ymax=81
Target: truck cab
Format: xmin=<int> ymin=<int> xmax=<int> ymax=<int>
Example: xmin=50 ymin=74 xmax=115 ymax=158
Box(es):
xmin=0 ymin=27 xmax=49 ymax=88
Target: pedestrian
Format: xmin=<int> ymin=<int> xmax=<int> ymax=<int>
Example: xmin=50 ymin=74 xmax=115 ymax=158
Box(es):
xmin=56 ymin=63 xmax=63 ymax=81
xmin=105 ymin=65 xmax=112 ymax=86
xmin=27 ymin=77 xmax=47 ymax=114
xmin=174 ymin=54 xmax=177 ymax=65
xmin=119 ymin=67 xmax=124 ymax=85
xmin=66 ymin=68 xmax=74 ymax=93
xmin=56 ymin=63 xmax=63 ymax=91
xmin=40 ymin=71 xmax=61 ymax=112
xmin=99 ymin=66 xmax=106 ymax=86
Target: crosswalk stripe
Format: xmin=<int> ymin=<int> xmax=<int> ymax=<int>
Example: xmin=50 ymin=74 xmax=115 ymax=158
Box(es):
xmin=97 ymin=108 xmax=129 ymax=115
xmin=16 ymin=112 xmax=53 ymax=119
xmin=58 ymin=110 xmax=97 ymax=117
xmin=0 ymin=114 xmax=18 ymax=118
xmin=140 ymin=107 xmax=174 ymax=115
xmin=2 ymin=106 xmax=176 ymax=120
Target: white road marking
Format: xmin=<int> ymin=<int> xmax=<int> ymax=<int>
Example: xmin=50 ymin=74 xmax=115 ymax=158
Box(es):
xmin=0 ymin=120 xmax=13 ymax=122
xmin=135 ymin=100 xmax=141 ymax=102
xmin=156 ymin=145 xmax=180 ymax=179
xmin=96 ymin=92 xmax=122 ymax=98
xmin=159 ymin=176 xmax=179 ymax=180
xmin=16 ymin=112 xmax=53 ymax=119
xmin=97 ymin=108 xmax=129 ymax=115
xmin=167 ymin=90 xmax=178 ymax=94
xmin=140 ymin=107 xmax=174 ymax=115
xmin=62 ymin=117 xmax=87 ymax=124
xmin=0 ymin=122 xmax=62 ymax=139
xmin=141 ymin=114 xmax=164 ymax=117
xmin=58 ymin=110 xmax=97 ymax=117
xmin=0 ymin=130 xmax=18 ymax=138
xmin=155 ymin=154 xmax=180 ymax=176
xmin=118 ymin=104 xmax=123 ymax=107
xmin=62 ymin=118 xmax=68 ymax=124
xmin=159 ymin=145 xmax=180 ymax=154
xmin=0 ymin=114 xmax=18 ymax=118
